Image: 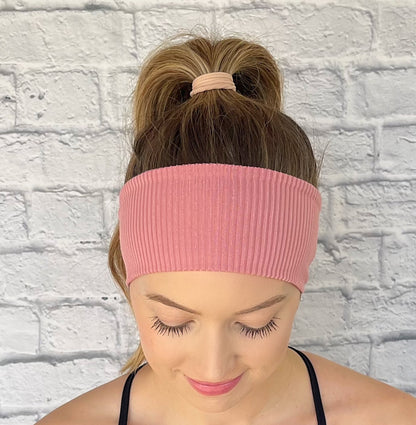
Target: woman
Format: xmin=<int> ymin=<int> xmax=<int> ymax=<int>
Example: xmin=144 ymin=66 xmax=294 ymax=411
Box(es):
xmin=36 ymin=29 xmax=416 ymax=425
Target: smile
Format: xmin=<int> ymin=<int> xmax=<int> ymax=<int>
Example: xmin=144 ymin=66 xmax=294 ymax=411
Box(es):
xmin=186 ymin=373 xmax=244 ymax=396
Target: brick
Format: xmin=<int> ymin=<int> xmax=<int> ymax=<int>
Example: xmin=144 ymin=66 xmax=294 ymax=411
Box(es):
xmin=1 ymin=250 xmax=118 ymax=299
xmin=292 ymin=290 xmax=346 ymax=338
xmin=383 ymin=233 xmax=416 ymax=286
xmin=43 ymin=132 xmax=124 ymax=186
xmin=349 ymin=288 xmax=416 ymax=331
xmin=380 ymin=125 xmax=416 ymax=174
xmin=0 ymin=192 xmax=27 ymax=241
xmin=0 ymin=415 xmax=39 ymax=425
xmin=135 ymin=9 xmax=213 ymax=62
xmin=105 ymin=189 xmax=124 ymax=235
xmin=218 ymin=4 xmax=373 ymax=58
xmin=380 ymin=6 xmax=416 ymax=57
xmin=333 ymin=181 xmax=416 ymax=230
xmin=350 ymin=68 xmax=416 ymax=117
xmin=372 ymin=340 xmax=416 ymax=386
xmin=317 ymin=129 xmax=375 ymax=178
xmin=309 ymin=235 xmax=381 ymax=290
xmin=102 ymin=71 xmax=138 ymax=127
xmin=0 ymin=307 xmax=39 ymax=354
xmin=0 ymin=358 xmax=119 ymax=408
xmin=0 ymin=133 xmax=43 ymax=185
xmin=29 ymin=191 xmax=103 ymax=239
xmin=0 ymin=11 xmax=135 ymax=64
xmin=314 ymin=188 xmax=329 ymax=235
xmin=284 ymin=68 xmax=344 ymax=118
xmin=16 ymin=71 xmax=100 ymax=127
xmin=41 ymin=305 xmax=118 ymax=352
xmin=0 ymin=73 xmax=16 ymax=129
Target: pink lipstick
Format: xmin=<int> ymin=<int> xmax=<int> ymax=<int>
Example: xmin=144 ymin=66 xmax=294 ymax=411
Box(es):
xmin=186 ymin=373 xmax=243 ymax=396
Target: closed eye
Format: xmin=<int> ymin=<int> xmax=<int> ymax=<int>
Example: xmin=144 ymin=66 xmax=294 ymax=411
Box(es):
xmin=149 ymin=316 xmax=280 ymax=339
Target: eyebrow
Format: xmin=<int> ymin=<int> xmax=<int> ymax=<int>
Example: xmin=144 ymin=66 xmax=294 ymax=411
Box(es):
xmin=144 ymin=293 xmax=287 ymax=315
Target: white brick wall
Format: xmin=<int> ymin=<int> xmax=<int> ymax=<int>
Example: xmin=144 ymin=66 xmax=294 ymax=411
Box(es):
xmin=0 ymin=1 xmax=415 ymax=423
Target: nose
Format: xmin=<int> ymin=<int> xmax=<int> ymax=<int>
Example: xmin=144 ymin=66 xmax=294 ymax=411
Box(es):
xmin=193 ymin=324 xmax=238 ymax=381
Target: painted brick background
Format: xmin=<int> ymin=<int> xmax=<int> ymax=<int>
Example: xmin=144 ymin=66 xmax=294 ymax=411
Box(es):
xmin=0 ymin=0 xmax=415 ymax=423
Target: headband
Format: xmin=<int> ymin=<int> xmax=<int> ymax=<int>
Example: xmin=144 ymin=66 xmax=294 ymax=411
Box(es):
xmin=118 ymin=163 xmax=321 ymax=293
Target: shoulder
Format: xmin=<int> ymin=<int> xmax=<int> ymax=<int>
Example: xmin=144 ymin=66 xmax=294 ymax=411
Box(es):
xmin=303 ymin=350 xmax=416 ymax=425
xmin=34 ymin=372 xmax=130 ymax=425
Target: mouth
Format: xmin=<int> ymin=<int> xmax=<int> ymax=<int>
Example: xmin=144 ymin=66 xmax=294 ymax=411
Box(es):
xmin=186 ymin=373 xmax=244 ymax=396
xmin=189 ymin=375 xmax=242 ymax=386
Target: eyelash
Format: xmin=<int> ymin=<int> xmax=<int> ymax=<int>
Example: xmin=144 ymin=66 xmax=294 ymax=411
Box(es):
xmin=150 ymin=316 xmax=279 ymax=339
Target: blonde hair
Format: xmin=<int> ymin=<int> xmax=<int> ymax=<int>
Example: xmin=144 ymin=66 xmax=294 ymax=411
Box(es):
xmin=108 ymin=25 xmax=325 ymax=375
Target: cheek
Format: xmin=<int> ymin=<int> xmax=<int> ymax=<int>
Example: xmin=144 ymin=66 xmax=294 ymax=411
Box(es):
xmin=246 ymin=316 xmax=295 ymax=365
xmin=134 ymin=310 xmax=181 ymax=368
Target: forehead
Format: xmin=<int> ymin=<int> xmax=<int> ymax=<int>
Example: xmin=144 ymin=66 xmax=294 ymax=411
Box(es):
xmin=131 ymin=271 xmax=296 ymax=297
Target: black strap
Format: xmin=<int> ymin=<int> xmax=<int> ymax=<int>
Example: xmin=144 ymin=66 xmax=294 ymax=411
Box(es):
xmin=288 ymin=346 xmax=327 ymax=425
xmin=118 ymin=363 xmax=146 ymax=425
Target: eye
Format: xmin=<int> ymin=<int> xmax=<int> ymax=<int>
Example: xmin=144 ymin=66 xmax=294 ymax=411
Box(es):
xmin=149 ymin=316 xmax=280 ymax=339
xmin=240 ymin=317 xmax=280 ymax=339
xmin=150 ymin=316 xmax=191 ymax=337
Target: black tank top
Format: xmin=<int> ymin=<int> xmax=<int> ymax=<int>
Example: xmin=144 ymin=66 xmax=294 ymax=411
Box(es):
xmin=118 ymin=345 xmax=327 ymax=425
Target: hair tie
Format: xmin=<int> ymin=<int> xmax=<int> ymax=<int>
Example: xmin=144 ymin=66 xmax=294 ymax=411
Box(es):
xmin=190 ymin=72 xmax=236 ymax=97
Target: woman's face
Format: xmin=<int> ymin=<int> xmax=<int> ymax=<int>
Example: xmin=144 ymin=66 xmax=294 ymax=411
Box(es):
xmin=129 ymin=271 xmax=301 ymax=421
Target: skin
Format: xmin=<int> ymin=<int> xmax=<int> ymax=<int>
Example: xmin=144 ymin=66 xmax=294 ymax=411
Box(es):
xmin=34 ymin=270 xmax=416 ymax=425
xmin=128 ymin=271 xmax=304 ymax=425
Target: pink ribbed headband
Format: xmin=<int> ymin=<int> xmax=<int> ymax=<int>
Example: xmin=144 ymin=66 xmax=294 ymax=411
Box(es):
xmin=118 ymin=163 xmax=322 ymax=293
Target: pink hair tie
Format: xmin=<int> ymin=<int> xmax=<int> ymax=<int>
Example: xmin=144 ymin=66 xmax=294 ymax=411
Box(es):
xmin=118 ymin=163 xmax=321 ymax=293
xmin=190 ymin=72 xmax=236 ymax=97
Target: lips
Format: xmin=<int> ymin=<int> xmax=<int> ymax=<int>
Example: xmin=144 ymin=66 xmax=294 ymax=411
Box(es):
xmin=186 ymin=373 xmax=243 ymax=396
xmin=190 ymin=376 xmax=239 ymax=386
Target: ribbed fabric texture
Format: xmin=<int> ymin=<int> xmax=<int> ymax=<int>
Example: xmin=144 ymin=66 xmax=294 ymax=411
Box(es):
xmin=190 ymin=72 xmax=236 ymax=97
xmin=118 ymin=163 xmax=322 ymax=293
